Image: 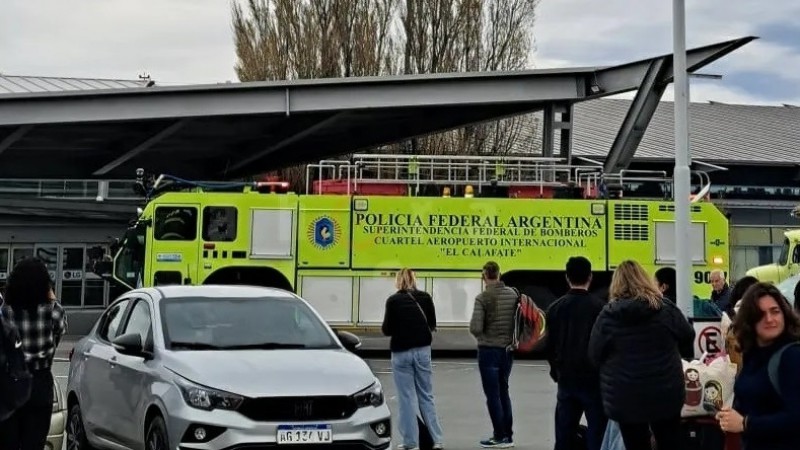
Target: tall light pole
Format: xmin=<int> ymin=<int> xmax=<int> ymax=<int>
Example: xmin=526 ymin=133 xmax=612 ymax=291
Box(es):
xmin=673 ymin=0 xmax=693 ymax=318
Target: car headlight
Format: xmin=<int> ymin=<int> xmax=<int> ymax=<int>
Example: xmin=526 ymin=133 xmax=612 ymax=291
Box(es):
xmin=353 ymin=380 xmax=384 ymax=408
xmin=172 ymin=373 xmax=243 ymax=411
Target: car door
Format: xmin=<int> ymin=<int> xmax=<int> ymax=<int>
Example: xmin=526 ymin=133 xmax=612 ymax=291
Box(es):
xmin=80 ymin=297 xmax=132 ymax=442
xmin=111 ymin=296 xmax=157 ymax=447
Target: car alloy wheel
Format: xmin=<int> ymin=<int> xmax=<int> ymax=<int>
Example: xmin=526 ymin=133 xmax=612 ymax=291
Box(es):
xmin=66 ymin=403 xmax=91 ymax=450
xmin=146 ymin=416 xmax=169 ymax=450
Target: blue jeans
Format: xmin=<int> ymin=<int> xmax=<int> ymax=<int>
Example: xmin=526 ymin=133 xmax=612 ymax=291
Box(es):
xmin=391 ymin=346 xmax=444 ymax=447
xmin=477 ymin=346 xmax=514 ymax=440
xmin=555 ymin=383 xmax=607 ymax=450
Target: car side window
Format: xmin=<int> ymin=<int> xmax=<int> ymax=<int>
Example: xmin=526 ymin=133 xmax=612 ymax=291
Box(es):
xmin=122 ymin=300 xmax=152 ymax=344
xmin=97 ymin=299 xmax=130 ymax=342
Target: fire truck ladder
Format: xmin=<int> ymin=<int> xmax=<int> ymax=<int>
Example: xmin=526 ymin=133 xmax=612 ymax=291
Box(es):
xmin=307 ymin=153 xmax=605 ymax=196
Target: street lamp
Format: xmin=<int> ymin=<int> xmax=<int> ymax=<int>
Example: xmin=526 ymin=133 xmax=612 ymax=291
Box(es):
xmin=673 ymin=0 xmax=693 ymax=318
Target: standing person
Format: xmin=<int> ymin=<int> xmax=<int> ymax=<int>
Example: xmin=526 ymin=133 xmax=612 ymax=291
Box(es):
xmin=710 ymin=269 xmax=732 ymax=314
xmin=0 ymin=257 xmax=68 ymax=450
xmin=716 ymin=282 xmax=800 ymax=450
xmin=793 ymin=278 xmax=800 ymax=313
xmin=654 ymin=267 xmax=677 ymax=304
xmin=381 ymin=268 xmax=444 ymax=450
xmin=589 ymin=260 xmax=695 ymax=450
xmin=469 ymin=261 xmax=518 ymax=448
xmin=721 ymin=276 xmax=759 ymax=372
xmin=545 ymin=256 xmax=607 ymax=450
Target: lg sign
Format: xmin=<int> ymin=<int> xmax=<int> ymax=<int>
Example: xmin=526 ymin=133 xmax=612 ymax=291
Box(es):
xmin=697 ymin=325 xmax=722 ymax=355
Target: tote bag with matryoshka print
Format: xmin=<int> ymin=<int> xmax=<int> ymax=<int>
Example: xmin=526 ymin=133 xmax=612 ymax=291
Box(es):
xmin=681 ymin=354 xmax=737 ymax=417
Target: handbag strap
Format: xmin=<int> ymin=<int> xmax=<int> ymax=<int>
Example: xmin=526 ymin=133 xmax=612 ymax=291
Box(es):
xmin=406 ymin=290 xmax=429 ymax=326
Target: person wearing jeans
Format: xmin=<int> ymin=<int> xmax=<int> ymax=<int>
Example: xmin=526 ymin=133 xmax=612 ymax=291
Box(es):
xmin=545 ymin=257 xmax=607 ymax=450
xmin=469 ymin=261 xmax=518 ymax=448
xmin=382 ymin=268 xmax=444 ymax=450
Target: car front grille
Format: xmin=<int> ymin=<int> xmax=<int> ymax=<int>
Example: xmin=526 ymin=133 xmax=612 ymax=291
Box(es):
xmin=237 ymin=396 xmax=358 ymax=422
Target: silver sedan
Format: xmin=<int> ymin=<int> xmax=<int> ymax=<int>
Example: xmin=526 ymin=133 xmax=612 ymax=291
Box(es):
xmin=65 ymin=285 xmax=391 ymax=450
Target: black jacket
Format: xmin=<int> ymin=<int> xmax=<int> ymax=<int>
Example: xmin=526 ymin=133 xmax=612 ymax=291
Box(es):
xmin=588 ymin=297 xmax=695 ymax=423
xmin=544 ymin=289 xmax=605 ymax=386
xmin=381 ymin=289 xmax=436 ymax=352
xmin=733 ymin=335 xmax=800 ymax=450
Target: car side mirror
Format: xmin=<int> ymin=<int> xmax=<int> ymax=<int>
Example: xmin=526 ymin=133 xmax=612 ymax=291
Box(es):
xmin=112 ymin=333 xmax=150 ymax=358
xmin=336 ymin=330 xmax=362 ymax=352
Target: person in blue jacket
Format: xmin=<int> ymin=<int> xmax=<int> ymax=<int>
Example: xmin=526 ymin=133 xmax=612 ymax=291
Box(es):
xmin=716 ymin=281 xmax=800 ymax=450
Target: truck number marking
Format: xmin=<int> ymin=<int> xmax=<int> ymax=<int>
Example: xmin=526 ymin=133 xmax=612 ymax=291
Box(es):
xmin=694 ymin=270 xmax=728 ymax=284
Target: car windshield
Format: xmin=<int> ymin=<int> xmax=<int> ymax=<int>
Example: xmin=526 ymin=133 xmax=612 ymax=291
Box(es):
xmin=160 ymin=296 xmax=338 ymax=350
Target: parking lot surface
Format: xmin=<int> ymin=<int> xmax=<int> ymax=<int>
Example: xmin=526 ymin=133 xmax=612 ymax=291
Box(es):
xmin=52 ymin=356 xmax=562 ymax=450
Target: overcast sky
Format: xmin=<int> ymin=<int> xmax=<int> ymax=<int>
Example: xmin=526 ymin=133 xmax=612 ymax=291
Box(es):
xmin=2 ymin=0 xmax=798 ymax=105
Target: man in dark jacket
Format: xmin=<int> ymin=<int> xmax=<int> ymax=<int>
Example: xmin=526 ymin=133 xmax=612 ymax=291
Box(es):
xmin=544 ymin=256 xmax=607 ymax=450
xmin=469 ymin=261 xmax=518 ymax=448
xmin=710 ymin=269 xmax=731 ymax=312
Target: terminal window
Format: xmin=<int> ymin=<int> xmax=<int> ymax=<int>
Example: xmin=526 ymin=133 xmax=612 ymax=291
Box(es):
xmin=154 ymin=206 xmax=198 ymax=241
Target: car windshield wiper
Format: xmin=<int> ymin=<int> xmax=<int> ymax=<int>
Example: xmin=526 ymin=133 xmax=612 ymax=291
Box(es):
xmin=169 ymin=341 xmax=225 ymax=350
xmin=220 ymin=342 xmax=308 ymax=350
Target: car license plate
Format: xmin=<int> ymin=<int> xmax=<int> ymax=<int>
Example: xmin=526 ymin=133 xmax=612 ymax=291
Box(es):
xmin=277 ymin=424 xmax=333 ymax=444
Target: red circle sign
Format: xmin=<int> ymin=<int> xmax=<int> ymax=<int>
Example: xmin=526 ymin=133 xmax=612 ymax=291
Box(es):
xmin=697 ymin=325 xmax=722 ymax=355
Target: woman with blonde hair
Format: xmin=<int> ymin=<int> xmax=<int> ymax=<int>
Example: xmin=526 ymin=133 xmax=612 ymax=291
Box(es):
xmin=589 ymin=260 xmax=694 ymax=450
xmin=381 ymin=268 xmax=444 ymax=450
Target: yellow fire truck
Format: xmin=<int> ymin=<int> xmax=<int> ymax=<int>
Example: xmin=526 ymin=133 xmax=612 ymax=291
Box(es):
xmin=94 ymin=154 xmax=729 ymax=332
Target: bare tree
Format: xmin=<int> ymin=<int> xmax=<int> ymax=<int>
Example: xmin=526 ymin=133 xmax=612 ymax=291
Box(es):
xmin=231 ymin=0 xmax=540 ymax=188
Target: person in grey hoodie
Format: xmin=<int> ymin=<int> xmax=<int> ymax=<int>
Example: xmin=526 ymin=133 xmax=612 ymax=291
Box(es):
xmin=469 ymin=261 xmax=519 ymax=449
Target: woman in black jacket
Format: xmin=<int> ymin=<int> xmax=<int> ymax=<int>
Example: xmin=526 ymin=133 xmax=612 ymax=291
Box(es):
xmin=716 ymin=282 xmax=800 ymax=450
xmin=589 ymin=260 xmax=695 ymax=450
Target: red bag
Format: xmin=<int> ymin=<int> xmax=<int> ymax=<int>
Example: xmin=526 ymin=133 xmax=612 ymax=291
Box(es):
xmin=509 ymin=288 xmax=547 ymax=353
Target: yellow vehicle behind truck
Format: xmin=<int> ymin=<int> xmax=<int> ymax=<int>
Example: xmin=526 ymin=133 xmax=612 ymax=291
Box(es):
xmin=95 ymin=154 xmax=729 ymax=335
xmin=745 ymin=206 xmax=800 ymax=284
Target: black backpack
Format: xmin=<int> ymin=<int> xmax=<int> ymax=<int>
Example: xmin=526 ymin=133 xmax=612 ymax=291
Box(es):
xmin=0 ymin=308 xmax=32 ymax=421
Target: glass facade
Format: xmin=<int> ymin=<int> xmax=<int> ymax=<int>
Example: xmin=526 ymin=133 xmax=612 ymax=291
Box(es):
xmin=0 ymin=243 xmax=122 ymax=308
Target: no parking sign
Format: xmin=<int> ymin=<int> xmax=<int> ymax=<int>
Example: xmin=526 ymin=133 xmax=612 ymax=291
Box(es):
xmin=691 ymin=318 xmax=723 ymax=359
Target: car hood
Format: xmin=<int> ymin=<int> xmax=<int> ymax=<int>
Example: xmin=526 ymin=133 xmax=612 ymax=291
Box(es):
xmin=162 ymin=349 xmax=376 ymax=397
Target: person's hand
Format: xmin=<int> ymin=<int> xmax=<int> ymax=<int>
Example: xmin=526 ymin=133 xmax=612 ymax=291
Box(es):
xmin=716 ymin=406 xmax=745 ymax=433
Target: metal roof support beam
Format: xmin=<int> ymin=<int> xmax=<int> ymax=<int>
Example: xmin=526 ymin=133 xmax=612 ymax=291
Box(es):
xmin=540 ymin=104 xmax=573 ymax=181
xmin=588 ymin=37 xmax=755 ymax=99
xmin=603 ymin=59 xmax=669 ymax=174
xmin=255 ymin=103 xmax=544 ymax=177
xmin=542 ymin=106 xmax=554 ymax=158
xmin=559 ymin=104 xmax=573 ymax=163
xmin=93 ymin=119 xmax=189 ymax=176
xmin=0 ymin=125 xmax=33 ymax=157
xmin=226 ymin=112 xmax=347 ymax=173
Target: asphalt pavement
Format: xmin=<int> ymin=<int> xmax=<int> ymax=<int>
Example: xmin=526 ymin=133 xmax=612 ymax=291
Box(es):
xmin=51 ymin=356 xmax=565 ymax=450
